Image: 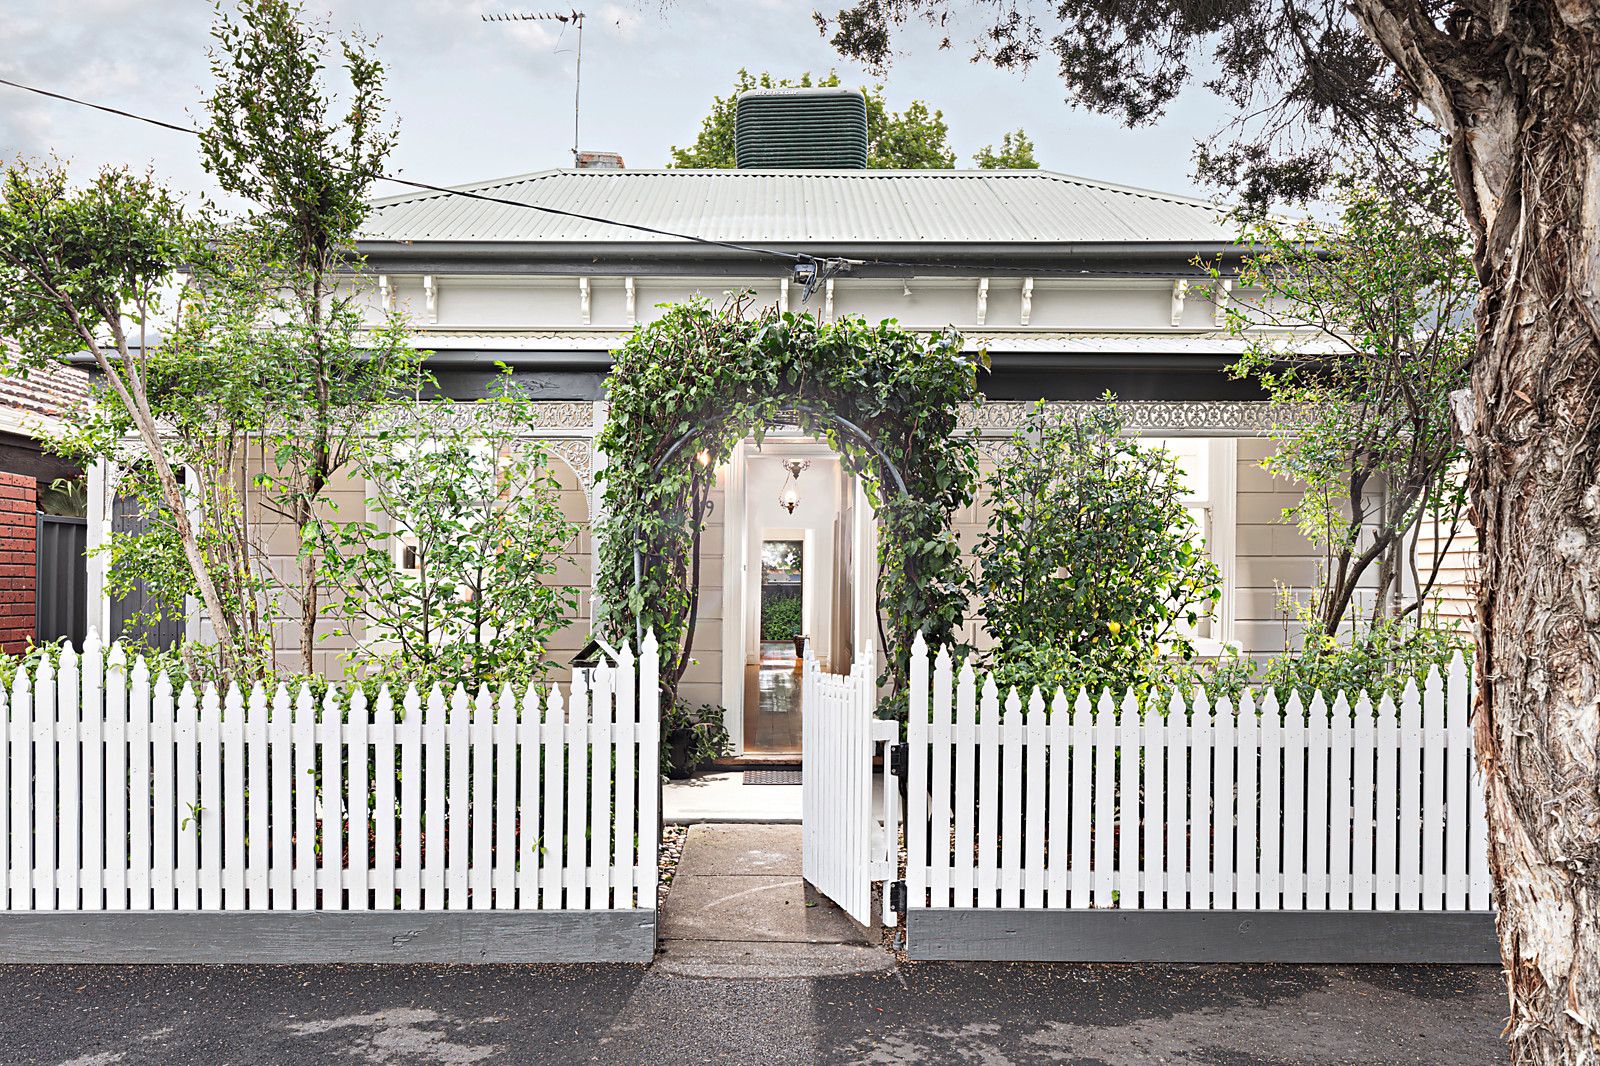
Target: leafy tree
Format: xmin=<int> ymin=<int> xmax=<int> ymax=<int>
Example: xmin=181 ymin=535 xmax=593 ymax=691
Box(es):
xmin=973 ymin=130 xmax=1040 ymax=169
xmin=199 ymin=0 xmax=408 ymax=674
xmin=668 ymin=69 xmax=957 ymax=169
xmin=319 ymin=384 xmax=580 ymax=691
xmin=821 ymin=3 xmax=1600 ymax=1055
xmin=0 ymin=162 xmax=246 ymax=672
xmin=974 ymin=400 xmax=1220 ymax=692
xmin=1216 ymin=157 xmax=1474 ymax=638
xmin=54 ymin=233 xmax=289 ymax=673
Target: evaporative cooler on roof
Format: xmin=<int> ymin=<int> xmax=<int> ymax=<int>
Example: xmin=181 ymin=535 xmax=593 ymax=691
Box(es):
xmin=733 ymin=88 xmax=869 ymax=170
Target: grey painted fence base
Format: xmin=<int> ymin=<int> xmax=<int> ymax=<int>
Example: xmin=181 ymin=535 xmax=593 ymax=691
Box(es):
xmin=0 ymin=910 xmax=658 ymax=964
xmin=906 ymin=909 xmax=1499 ymax=964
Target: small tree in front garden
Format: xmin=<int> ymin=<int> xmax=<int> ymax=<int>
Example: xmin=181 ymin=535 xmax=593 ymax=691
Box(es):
xmin=200 ymin=0 xmax=408 ymax=676
xmin=0 ymin=162 xmax=253 ymax=673
xmin=1216 ymin=156 xmax=1475 ymax=640
xmin=320 ymin=386 xmax=580 ymax=691
xmin=974 ymin=401 xmax=1221 ymax=694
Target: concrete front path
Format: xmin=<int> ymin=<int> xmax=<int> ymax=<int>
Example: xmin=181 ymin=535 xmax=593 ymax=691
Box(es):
xmin=655 ymin=823 xmax=894 ymax=978
xmin=663 ymin=771 xmax=802 ymax=824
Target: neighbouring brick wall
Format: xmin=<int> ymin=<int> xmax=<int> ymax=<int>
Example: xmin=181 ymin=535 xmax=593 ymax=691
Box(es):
xmin=0 ymin=472 xmax=36 ymax=652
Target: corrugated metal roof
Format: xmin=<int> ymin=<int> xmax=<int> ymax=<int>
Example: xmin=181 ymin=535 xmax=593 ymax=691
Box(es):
xmin=359 ymin=169 xmax=1235 ymax=246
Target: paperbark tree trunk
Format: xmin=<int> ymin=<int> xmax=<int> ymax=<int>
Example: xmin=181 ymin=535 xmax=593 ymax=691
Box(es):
xmin=1464 ymin=139 xmax=1600 ymax=1062
xmin=1353 ymin=4 xmax=1600 ymax=1059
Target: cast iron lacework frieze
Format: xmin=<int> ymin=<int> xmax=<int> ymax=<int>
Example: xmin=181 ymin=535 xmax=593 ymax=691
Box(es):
xmin=958 ymin=400 xmax=1275 ymax=436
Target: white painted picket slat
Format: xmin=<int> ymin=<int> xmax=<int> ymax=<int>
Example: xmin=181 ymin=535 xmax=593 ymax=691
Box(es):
xmin=1213 ymin=694 xmax=1236 ymax=910
xmin=34 ymin=657 xmax=56 ymax=912
xmin=374 ymin=687 xmax=398 ymax=911
xmin=928 ymin=646 xmax=953 ymax=910
xmin=57 ymin=648 xmax=79 ymax=912
xmin=1399 ymin=680 xmax=1423 ymax=911
xmin=292 ymin=686 xmax=316 ymax=911
xmin=1068 ymin=690 xmax=1091 ymax=909
xmin=1145 ymin=693 xmax=1166 ymax=910
xmin=1092 ymin=690 xmax=1114 ymax=908
xmin=1422 ymin=667 xmax=1446 ymax=912
xmin=1167 ymin=690 xmax=1189 ymax=909
xmin=1328 ymin=694 xmax=1352 ymax=912
xmin=1375 ymin=693 xmax=1401 ymax=912
xmin=953 ymin=658 xmax=977 ymax=910
xmin=470 ymin=687 xmax=493 ymax=910
xmin=1024 ymin=689 xmax=1047 ymax=909
xmin=1046 ymin=689 xmax=1070 ymax=909
xmin=564 ymin=672 xmax=589 ymax=910
xmin=541 ymin=684 xmax=565 ymax=910
xmin=269 ymin=685 xmax=293 ymax=911
xmin=614 ymin=644 xmax=637 ymax=910
xmin=223 ymin=685 xmax=246 ymax=910
xmin=245 ymin=684 xmax=268 ymax=911
xmin=198 ymin=684 xmax=222 ymax=910
xmin=1000 ymin=688 xmax=1024 ymax=909
xmin=150 ymin=672 xmax=174 ymax=912
xmin=1116 ymin=690 xmax=1139 ymax=909
xmin=348 ymin=689 xmax=370 ymax=912
xmin=978 ymin=676 xmax=1001 ymax=908
xmin=904 ymin=644 xmax=929 ymax=911
xmin=1258 ymin=691 xmax=1281 ymax=911
xmin=589 ymin=663 xmax=614 ymax=908
xmin=81 ymin=636 xmax=104 ymax=912
xmin=1236 ymin=691 xmax=1259 ymax=911
xmin=1351 ymin=694 xmax=1376 ymax=911
xmin=1191 ymin=690 xmax=1213 ymax=910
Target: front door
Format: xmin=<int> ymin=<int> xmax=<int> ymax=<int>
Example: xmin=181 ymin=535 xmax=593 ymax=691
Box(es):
xmin=744 ymin=539 xmax=805 ymax=753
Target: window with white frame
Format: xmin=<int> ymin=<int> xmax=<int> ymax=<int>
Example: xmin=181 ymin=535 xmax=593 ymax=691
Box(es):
xmin=1139 ymin=436 xmax=1237 ymax=653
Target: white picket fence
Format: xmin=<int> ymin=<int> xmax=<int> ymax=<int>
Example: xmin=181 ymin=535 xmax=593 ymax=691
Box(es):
xmin=904 ymin=634 xmax=1492 ymax=913
xmin=2 ymin=631 xmax=660 ymax=913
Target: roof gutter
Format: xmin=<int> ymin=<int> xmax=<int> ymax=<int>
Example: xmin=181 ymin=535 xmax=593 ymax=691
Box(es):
xmin=351 ymin=240 xmax=1249 ymax=277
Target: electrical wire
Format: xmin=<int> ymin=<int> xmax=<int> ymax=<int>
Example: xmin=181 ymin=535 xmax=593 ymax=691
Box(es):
xmin=0 ymin=75 xmax=1243 ymax=282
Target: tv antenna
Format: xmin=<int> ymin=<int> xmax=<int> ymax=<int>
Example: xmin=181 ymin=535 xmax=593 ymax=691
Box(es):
xmin=482 ymin=10 xmax=586 ymax=163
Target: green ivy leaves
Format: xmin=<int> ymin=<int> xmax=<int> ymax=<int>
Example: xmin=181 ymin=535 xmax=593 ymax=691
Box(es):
xmin=593 ymin=297 xmax=980 ymax=715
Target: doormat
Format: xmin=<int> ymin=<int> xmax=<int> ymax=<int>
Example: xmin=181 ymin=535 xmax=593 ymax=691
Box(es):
xmin=743 ymin=767 xmax=802 ymax=786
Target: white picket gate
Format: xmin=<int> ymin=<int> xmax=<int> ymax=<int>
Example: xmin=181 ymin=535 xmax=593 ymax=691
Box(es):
xmin=903 ymin=634 xmax=1492 ymax=914
xmin=801 ymin=647 xmax=897 ymax=928
xmin=1 ymin=630 xmax=660 ymax=915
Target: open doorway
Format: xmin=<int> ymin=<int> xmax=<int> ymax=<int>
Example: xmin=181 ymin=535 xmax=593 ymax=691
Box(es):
xmin=716 ymin=439 xmax=878 ymax=757
xmin=746 ymin=537 xmax=806 ymax=753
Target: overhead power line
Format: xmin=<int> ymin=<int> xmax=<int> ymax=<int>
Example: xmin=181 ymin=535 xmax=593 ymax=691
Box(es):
xmin=0 ymin=75 xmax=1242 ymax=285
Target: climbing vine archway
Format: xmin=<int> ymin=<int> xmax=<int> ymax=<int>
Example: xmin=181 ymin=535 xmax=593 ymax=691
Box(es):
xmin=593 ymin=296 xmax=981 ymax=715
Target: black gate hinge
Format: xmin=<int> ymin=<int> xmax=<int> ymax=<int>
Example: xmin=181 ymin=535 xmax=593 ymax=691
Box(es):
xmin=889 ymin=741 xmax=908 ymax=781
xmin=889 ymin=880 xmax=907 ymax=914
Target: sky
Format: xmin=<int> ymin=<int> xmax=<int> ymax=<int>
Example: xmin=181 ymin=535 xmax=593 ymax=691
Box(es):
xmin=1 ymin=0 xmax=1233 ymax=207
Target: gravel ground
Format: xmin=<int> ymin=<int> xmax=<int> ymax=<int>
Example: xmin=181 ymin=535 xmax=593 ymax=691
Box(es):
xmin=657 ymin=824 xmax=687 ymax=902
xmin=0 ymin=960 xmax=1506 ymax=1065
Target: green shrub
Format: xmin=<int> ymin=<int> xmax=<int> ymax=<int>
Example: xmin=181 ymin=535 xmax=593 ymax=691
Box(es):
xmin=989 ymin=618 xmax=1468 ymax=708
xmin=975 ymin=398 xmax=1220 ymax=690
xmin=1249 ymin=617 xmax=1469 ymax=699
xmin=661 ymin=699 xmax=730 ymax=777
xmin=760 ymin=591 xmax=803 ymax=641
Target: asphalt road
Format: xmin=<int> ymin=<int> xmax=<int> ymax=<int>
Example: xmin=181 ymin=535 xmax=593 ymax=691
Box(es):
xmin=0 ymin=960 xmax=1505 ymax=1065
